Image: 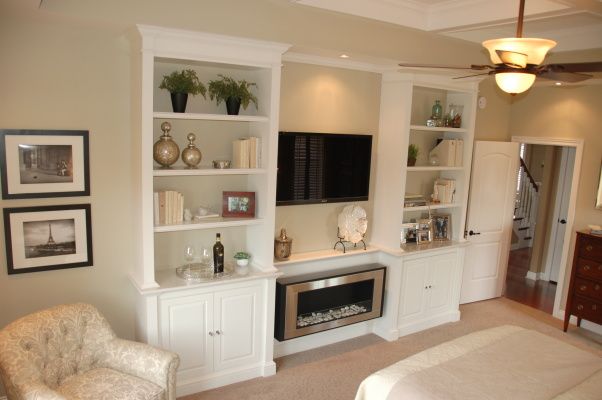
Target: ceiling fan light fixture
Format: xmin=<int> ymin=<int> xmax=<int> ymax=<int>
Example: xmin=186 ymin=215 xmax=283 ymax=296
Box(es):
xmin=483 ymin=38 xmax=557 ymax=66
xmin=495 ymin=72 xmax=536 ymax=94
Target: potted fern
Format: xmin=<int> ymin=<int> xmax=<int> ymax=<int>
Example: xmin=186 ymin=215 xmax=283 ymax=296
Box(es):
xmin=159 ymin=69 xmax=206 ymax=113
xmin=208 ymin=74 xmax=258 ymax=115
xmin=408 ymin=144 xmax=419 ymax=166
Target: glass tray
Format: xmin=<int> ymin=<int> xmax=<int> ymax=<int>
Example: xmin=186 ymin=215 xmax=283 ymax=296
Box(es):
xmin=176 ymin=262 xmax=234 ymax=282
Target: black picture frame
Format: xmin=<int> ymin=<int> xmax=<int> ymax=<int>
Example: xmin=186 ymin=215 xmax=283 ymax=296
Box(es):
xmin=3 ymin=204 xmax=93 ymax=274
xmin=0 ymin=129 xmax=90 ymax=199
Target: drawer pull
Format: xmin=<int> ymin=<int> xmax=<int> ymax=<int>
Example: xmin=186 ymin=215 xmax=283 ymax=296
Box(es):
xmin=577 ymin=304 xmax=584 ymax=311
xmin=586 ymin=245 xmax=593 ymax=251
xmin=593 ymin=305 xmax=598 ymax=311
xmin=580 ymin=285 xmax=587 ymax=291
xmin=596 ymin=285 xmax=600 ymax=291
xmin=583 ymin=265 xmax=591 ymax=271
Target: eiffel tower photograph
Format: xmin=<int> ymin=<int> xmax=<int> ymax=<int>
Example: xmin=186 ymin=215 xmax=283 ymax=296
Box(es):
xmin=23 ymin=218 xmax=76 ymax=259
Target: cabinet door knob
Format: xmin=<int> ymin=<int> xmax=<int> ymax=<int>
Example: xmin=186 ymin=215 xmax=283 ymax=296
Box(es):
xmin=208 ymin=331 xmax=214 ymax=337
xmin=593 ymin=305 xmax=597 ymax=311
xmin=577 ymin=304 xmax=584 ymax=311
xmin=216 ymin=330 xmax=222 ymax=335
xmin=595 ymin=284 xmax=600 ymax=291
xmin=586 ymin=245 xmax=593 ymax=251
xmin=580 ymin=285 xmax=587 ymax=291
xmin=429 ymin=285 xmax=432 ymax=289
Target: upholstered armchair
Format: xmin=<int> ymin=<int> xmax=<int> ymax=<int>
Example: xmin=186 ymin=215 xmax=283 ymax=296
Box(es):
xmin=0 ymin=303 xmax=179 ymax=400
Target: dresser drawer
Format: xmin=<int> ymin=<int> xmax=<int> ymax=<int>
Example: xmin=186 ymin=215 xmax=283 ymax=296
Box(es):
xmin=573 ymin=277 xmax=602 ymax=302
xmin=576 ymin=258 xmax=602 ymax=281
xmin=578 ymin=235 xmax=602 ymax=261
xmin=571 ymin=296 xmax=602 ymax=323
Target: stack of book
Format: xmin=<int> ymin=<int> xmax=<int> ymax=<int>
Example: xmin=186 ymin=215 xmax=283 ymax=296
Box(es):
xmin=432 ymin=179 xmax=456 ymax=204
xmin=153 ymin=190 xmax=184 ymax=225
xmin=404 ymin=193 xmax=428 ymax=208
xmin=428 ymin=139 xmax=464 ymax=167
xmin=232 ymin=137 xmax=261 ymax=169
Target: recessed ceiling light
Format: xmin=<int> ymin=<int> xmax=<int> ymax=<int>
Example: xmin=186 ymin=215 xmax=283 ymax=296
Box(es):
xmin=340 ymin=54 xmax=349 ymax=59
xmin=555 ymin=82 xmax=562 ymax=86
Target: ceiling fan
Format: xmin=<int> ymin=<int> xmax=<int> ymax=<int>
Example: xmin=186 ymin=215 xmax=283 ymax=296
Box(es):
xmin=398 ymin=0 xmax=602 ymax=94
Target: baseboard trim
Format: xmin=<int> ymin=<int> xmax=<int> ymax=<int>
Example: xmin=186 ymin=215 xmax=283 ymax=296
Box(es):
xmin=553 ymin=309 xmax=602 ymax=335
xmin=176 ymin=363 xmax=264 ymax=397
xmin=397 ymin=310 xmax=461 ymax=337
xmin=525 ymin=271 xmax=545 ymax=281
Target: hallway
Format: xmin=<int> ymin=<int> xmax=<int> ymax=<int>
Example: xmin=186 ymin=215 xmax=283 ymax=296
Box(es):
xmin=504 ymin=248 xmax=556 ymax=314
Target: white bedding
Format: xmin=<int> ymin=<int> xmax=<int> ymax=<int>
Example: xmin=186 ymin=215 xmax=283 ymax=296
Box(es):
xmin=355 ymin=325 xmax=602 ymax=400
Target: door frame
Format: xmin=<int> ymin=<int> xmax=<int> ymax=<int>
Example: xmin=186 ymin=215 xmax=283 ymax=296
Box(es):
xmin=511 ymin=136 xmax=583 ymax=320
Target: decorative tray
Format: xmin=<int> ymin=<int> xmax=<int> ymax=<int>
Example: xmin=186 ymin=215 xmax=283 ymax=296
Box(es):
xmin=175 ymin=262 xmax=235 ymax=282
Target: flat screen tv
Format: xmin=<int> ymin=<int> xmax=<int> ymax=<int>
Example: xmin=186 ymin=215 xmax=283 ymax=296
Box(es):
xmin=276 ymin=132 xmax=372 ymax=206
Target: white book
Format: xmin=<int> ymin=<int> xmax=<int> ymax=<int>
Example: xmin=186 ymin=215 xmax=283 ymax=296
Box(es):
xmin=249 ymin=137 xmax=261 ymax=168
xmin=153 ymin=192 xmax=160 ymax=225
xmin=233 ymin=138 xmax=250 ymax=168
xmin=455 ymin=139 xmax=463 ymax=167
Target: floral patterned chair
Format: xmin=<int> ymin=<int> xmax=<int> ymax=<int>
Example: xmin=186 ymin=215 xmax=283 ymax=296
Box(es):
xmin=0 ymin=303 xmax=179 ymax=400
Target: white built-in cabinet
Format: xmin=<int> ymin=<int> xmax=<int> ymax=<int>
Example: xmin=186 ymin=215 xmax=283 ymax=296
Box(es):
xmin=128 ymin=25 xmax=289 ymax=396
xmin=159 ymin=282 xmax=263 ymax=390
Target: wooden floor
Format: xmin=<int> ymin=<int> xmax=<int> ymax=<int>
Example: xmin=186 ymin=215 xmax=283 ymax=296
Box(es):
xmin=504 ymin=247 xmax=556 ymax=314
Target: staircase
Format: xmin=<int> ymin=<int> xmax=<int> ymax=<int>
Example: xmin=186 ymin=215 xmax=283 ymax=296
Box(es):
xmin=512 ymin=159 xmax=539 ymax=250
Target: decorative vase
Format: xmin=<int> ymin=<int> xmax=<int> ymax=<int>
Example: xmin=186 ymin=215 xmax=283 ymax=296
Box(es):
xmin=181 ymin=133 xmax=202 ymax=168
xmin=274 ymin=228 xmax=293 ymax=261
xmin=236 ymin=258 xmax=249 ymax=267
xmin=407 ymin=157 xmax=417 ymax=167
xmin=170 ymin=92 xmax=188 ymax=113
xmin=225 ymin=96 xmax=241 ymax=115
xmin=153 ymin=121 xmax=180 ymax=168
xmin=431 ymin=100 xmax=443 ymax=120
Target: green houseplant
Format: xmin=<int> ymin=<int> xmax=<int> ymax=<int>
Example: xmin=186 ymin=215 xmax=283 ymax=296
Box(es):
xmin=208 ymin=74 xmax=258 ymax=115
xmin=159 ymin=69 xmax=206 ymax=113
xmin=233 ymin=251 xmax=251 ymax=267
xmin=408 ymin=144 xmax=419 ymax=166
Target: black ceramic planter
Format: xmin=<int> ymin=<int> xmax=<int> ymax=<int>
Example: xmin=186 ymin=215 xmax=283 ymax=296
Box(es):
xmin=170 ymin=92 xmax=188 ymax=113
xmin=226 ymin=97 xmax=241 ymax=115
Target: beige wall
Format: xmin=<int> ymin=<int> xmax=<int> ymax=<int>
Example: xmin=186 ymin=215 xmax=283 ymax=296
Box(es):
xmin=509 ymin=84 xmax=602 ymax=306
xmin=474 ymin=78 xmax=512 ymax=141
xmin=0 ymin=0 xmax=487 ymax=341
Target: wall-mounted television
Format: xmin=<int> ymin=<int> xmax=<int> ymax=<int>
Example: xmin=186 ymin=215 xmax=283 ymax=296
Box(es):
xmin=276 ymin=132 xmax=372 ymax=206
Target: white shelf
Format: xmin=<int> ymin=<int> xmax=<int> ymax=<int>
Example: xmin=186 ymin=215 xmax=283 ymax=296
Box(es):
xmin=153 ymin=111 xmax=269 ymax=122
xmin=273 ymin=246 xmax=380 ymax=266
xmin=409 ymin=125 xmax=467 ymax=133
xmin=153 ymin=167 xmax=267 ymax=177
xmin=154 ymin=217 xmax=264 ymax=233
xmin=407 ymin=166 xmax=463 ymax=172
xmin=403 ymin=202 xmax=462 ymax=212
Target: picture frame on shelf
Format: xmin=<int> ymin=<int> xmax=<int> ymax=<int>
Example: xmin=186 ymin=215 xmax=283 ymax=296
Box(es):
xmin=222 ymin=191 xmax=255 ymax=218
xmin=432 ymin=213 xmax=452 ymax=241
xmin=3 ymin=204 xmax=93 ymax=274
xmin=0 ymin=129 xmax=90 ymax=199
xmin=417 ymin=218 xmax=433 ymax=244
xmin=400 ymin=222 xmax=418 ymax=244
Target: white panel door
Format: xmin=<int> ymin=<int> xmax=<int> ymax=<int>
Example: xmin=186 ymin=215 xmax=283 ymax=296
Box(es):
xmin=427 ymin=252 xmax=455 ymax=314
xmin=159 ymin=293 xmax=214 ymax=378
xmin=461 ymin=141 xmax=519 ymax=304
xmin=214 ymin=285 xmax=262 ymax=372
xmin=398 ymin=257 xmax=429 ymax=324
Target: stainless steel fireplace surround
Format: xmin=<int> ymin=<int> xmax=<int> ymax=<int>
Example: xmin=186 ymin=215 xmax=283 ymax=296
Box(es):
xmin=274 ymin=263 xmax=386 ymax=341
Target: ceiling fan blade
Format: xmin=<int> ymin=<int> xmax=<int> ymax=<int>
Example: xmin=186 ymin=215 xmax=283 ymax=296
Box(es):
xmin=398 ymin=63 xmax=492 ymax=71
xmin=541 ymin=62 xmax=602 ymax=73
xmin=452 ymin=72 xmax=492 ymax=79
xmin=496 ymin=50 xmax=527 ymax=68
xmin=537 ymin=71 xmax=592 ymax=83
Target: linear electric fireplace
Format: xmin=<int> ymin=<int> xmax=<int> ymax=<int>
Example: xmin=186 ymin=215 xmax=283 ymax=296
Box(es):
xmin=274 ymin=264 xmax=386 ymax=341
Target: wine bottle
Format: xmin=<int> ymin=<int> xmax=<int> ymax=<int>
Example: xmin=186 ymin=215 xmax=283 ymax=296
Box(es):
xmin=213 ymin=233 xmax=224 ymax=273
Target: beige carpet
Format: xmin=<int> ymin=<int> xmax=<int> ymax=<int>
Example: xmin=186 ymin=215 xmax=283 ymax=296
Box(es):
xmin=180 ymin=298 xmax=602 ymax=400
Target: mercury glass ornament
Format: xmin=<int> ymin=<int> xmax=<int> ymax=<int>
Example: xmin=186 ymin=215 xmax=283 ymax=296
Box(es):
xmin=153 ymin=121 xmax=180 ymax=168
xmin=181 ymin=132 xmax=202 ymax=168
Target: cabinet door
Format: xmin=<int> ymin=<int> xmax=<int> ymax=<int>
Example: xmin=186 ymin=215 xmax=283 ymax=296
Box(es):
xmin=426 ymin=252 xmax=455 ymax=315
xmin=159 ymin=293 xmax=214 ymax=378
xmin=398 ymin=257 xmax=429 ymax=323
xmin=214 ymin=285 xmax=263 ymax=371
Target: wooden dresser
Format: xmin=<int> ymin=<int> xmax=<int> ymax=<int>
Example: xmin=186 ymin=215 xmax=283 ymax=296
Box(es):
xmin=564 ymin=231 xmax=602 ymax=331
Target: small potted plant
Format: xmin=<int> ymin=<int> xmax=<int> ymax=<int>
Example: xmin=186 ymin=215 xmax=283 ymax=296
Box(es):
xmin=208 ymin=74 xmax=258 ymax=115
xmin=233 ymin=251 xmax=251 ymax=266
xmin=408 ymin=144 xmax=419 ymax=166
xmin=159 ymin=69 xmax=207 ymax=113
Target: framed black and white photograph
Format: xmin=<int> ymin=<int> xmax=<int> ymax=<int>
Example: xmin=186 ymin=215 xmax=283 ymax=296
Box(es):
xmin=400 ymin=222 xmax=418 ymax=244
xmin=432 ymin=213 xmax=452 ymax=241
xmin=417 ymin=218 xmax=433 ymax=244
xmin=0 ymin=129 xmax=90 ymax=199
xmin=3 ymin=204 xmax=93 ymax=274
